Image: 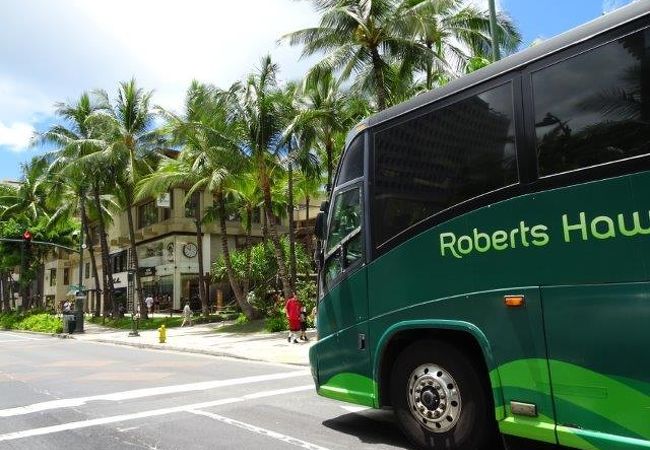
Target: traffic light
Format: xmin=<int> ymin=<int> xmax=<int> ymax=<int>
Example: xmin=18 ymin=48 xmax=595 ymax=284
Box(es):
xmin=22 ymin=230 xmax=32 ymax=242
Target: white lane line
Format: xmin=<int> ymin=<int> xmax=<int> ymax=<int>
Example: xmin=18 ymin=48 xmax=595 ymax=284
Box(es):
xmin=0 ymin=338 xmax=38 ymax=343
xmin=0 ymin=370 xmax=309 ymax=418
xmin=189 ymin=409 xmax=331 ymax=450
xmin=0 ymin=333 xmax=42 ymax=341
xmin=0 ymin=385 xmax=313 ymax=442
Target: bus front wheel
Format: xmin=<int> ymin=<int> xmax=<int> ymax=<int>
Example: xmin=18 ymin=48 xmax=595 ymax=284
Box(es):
xmin=390 ymin=339 xmax=495 ymax=450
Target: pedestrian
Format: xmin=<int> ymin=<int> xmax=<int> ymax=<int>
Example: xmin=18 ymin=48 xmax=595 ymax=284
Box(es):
xmin=145 ymin=294 xmax=154 ymax=315
xmin=181 ymin=301 xmax=193 ymax=327
xmin=285 ymin=292 xmax=301 ymax=344
xmin=63 ymin=300 xmax=71 ymax=314
xmin=299 ymin=305 xmax=309 ymax=341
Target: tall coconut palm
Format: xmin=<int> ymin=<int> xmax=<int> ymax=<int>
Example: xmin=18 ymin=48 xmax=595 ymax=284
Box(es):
xmin=283 ymin=0 xmax=432 ymax=110
xmin=140 ymin=81 xmax=259 ymax=319
xmin=225 ymin=171 xmax=262 ymax=298
xmin=36 ymin=93 xmax=116 ymax=316
xmin=93 ymin=79 xmax=159 ymax=318
xmin=403 ymin=0 xmax=520 ymax=89
xmin=224 ymin=55 xmax=294 ymax=299
xmin=287 ymin=69 xmax=369 ymax=191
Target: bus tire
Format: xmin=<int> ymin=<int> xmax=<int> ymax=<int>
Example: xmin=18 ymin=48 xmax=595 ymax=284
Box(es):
xmin=390 ymin=339 xmax=495 ymax=450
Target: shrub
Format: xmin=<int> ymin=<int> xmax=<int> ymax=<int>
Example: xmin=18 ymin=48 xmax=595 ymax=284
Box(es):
xmin=235 ymin=313 xmax=249 ymax=325
xmin=0 ymin=311 xmax=62 ymax=333
xmin=264 ymin=313 xmax=288 ymax=333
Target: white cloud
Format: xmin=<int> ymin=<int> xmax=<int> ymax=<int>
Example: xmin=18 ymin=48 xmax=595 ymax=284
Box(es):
xmin=0 ymin=121 xmax=35 ymax=152
xmin=0 ymin=0 xmax=319 ymax=121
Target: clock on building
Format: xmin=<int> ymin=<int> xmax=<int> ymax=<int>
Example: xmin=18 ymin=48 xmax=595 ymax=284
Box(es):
xmin=182 ymin=243 xmax=198 ymax=258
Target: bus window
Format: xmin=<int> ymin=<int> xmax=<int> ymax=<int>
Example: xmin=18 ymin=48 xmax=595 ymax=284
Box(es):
xmin=326 ymin=187 xmax=362 ymax=253
xmin=374 ymin=82 xmax=517 ymax=247
xmin=335 ymin=135 xmax=364 ymax=188
xmin=534 ymin=28 xmax=650 ymax=176
xmin=322 ymin=185 xmax=364 ymax=293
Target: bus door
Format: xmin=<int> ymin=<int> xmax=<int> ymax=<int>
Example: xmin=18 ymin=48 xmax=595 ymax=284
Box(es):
xmin=318 ymin=183 xmax=374 ymax=407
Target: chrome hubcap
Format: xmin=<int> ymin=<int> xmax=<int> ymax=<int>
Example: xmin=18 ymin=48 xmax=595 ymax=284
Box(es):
xmin=407 ymin=363 xmax=462 ymax=433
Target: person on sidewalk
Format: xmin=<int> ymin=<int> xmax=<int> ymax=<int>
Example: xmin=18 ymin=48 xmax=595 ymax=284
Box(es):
xmin=181 ymin=301 xmax=193 ymax=327
xmin=145 ymin=294 xmax=154 ymax=315
xmin=299 ymin=306 xmax=309 ymax=341
xmin=285 ymin=292 xmax=301 ymax=344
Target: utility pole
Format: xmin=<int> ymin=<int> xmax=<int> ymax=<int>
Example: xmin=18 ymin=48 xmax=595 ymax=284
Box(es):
xmin=488 ymin=0 xmax=501 ymax=62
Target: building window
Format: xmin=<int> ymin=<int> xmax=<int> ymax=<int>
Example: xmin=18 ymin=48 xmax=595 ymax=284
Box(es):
xmin=111 ymin=251 xmax=128 ymax=273
xmin=49 ymin=268 xmax=57 ymax=287
xmin=533 ymin=28 xmax=650 ymax=176
xmin=138 ymin=201 xmax=158 ymax=229
xmin=85 ymin=262 xmax=90 ymax=279
xmin=185 ymin=191 xmax=200 ymax=219
xmin=160 ymin=191 xmax=173 ymax=221
xmin=373 ymin=82 xmax=517 ymax=247
xmin=63 ymin=268 xmax=69 ymax=286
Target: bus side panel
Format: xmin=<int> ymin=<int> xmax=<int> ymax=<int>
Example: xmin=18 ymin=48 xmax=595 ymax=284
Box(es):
xmin=542 ymin=282 xmax=650 ymax=449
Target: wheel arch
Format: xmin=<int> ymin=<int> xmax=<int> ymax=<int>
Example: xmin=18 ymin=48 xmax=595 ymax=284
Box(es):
xmin=373 ymin=320 xmax=504 ymax=418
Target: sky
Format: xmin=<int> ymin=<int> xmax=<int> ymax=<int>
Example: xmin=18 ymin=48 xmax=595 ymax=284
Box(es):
xmin=0 ymin=0 xmax=636 ymax=181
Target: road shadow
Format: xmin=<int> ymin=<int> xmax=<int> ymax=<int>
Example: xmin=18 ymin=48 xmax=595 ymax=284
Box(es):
xmin=322 ymin=409 xmax=412 ymax=448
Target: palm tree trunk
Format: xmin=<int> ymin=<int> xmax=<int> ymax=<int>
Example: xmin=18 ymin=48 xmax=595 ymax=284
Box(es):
xmin=287 ymin=162 xmax=297 ymax=290
xmin=216 ymin=191 xmax=257 ymax=319
xmin=194 ymin=216 xmax=207 ymax=319
xmin=1 ymin=272 xmax=10 ymax=312
xmin=325 ymin=139 xmax=334 ymax=192
xmin=370 ymin=47 xmax=387 ymax=111
xmin=82 ymin=212 xmax=101 ymax=317
xmin=125 ymin=203 xmax=147 ymax=319
xmin=93 ymin=182 xmax=114 ymax=316
xmin=243 ymin=208 xmax=253 ymax=298
xmin=260 ymin=171 xmax=292 ymax=299
xmin=426 ymin=41 xmax=433 ymax=91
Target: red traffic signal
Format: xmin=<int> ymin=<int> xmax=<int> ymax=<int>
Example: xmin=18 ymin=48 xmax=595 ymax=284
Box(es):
xmin=22 ymin=230 xmax=32 ymax=241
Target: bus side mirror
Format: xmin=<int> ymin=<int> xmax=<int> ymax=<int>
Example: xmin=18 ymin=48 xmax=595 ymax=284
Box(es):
xmin=315 ymin=211 xmax=326 ymax=241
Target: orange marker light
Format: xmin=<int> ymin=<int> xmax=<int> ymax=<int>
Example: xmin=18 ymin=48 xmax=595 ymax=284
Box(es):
xmin=504 ymin=295 xmax=525 ymax=307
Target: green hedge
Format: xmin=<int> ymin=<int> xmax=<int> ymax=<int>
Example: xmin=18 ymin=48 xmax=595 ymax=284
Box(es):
xmin=0 ymin=311 xmax=63 ymax=333
xmin=87 ymin=313 xmax=230 ymax=330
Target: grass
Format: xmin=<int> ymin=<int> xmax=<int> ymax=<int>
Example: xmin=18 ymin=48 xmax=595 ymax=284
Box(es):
xmin=87 ymin=313 xmax=233 ymax=330
xmin=213 ymin=319 xmax=267 ymax=334
xmin=0 ymin=311 xmax=63 ymax=334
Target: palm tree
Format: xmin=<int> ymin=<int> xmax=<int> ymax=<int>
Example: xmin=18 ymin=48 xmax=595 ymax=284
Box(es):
xmin=404 ymin=0 xmax=520 ymax=89
xmin=37 ymin=93 xmax=116 ymax=316
xmin=283 ymin=0 xmax=432 ymax=110
xmin=224 ymin=55 xmax=294 ymax=299
xmin=93 ymin=79 xmax=159 ymax=319
xmin=140 ymin=81 xmax=259 ymax=319
xmin=287 ymin=69 xmax=369 ymax=191
xmin=225 ymin=171 xmax=262 ymax=299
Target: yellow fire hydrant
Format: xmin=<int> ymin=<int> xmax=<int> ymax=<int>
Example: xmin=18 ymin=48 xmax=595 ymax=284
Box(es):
xmin=158 ymin=324 xmax=166 ymax=343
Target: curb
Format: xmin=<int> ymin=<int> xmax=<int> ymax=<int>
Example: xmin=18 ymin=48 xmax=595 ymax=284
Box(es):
xmin=70 ymin=336 xmax=310 ymax=367
xmin=1 ymin=329 xmax=71 ymax=339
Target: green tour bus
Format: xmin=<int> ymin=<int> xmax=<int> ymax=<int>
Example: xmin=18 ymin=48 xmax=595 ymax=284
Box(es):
xmin=310 ymin=2 xmax=650 ymax=449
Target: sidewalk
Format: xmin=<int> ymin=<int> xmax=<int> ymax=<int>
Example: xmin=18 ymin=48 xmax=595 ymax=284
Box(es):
xmin=69 ymin=321 xmax=315 ymax=367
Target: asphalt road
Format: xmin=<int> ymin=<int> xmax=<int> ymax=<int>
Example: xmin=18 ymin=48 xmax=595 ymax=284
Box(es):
xmin=0 ymin=331 xmax=557 ymax=450
xmin=0 ymin=330 xmax=415 ymax=450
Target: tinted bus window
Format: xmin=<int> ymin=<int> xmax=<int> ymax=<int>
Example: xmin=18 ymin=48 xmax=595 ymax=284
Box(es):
xmin=335 ymin=135 xmax=364 ymax=187
xmin=534 ymin=28 xmax=650 ymax=176
xmin=374 ymin=83 xmax=517 ymax=247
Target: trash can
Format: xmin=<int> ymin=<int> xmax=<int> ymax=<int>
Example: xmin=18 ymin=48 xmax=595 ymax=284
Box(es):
xmin=63 ymin=314 xmax=76 ymax=334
